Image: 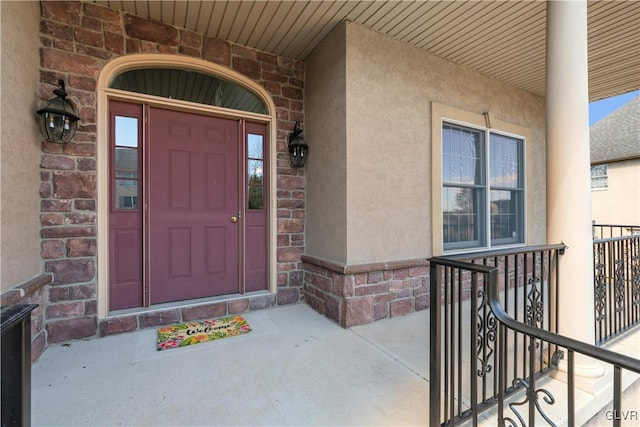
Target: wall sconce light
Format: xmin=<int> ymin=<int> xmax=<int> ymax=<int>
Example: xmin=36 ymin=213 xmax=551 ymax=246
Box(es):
xmin=36 ymin=80 xmax=80 ymax=144
xmin=288 ymin=121 xmax=308 ymax=168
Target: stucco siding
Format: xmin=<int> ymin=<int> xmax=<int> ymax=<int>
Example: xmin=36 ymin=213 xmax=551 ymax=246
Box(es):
xmin=343 ymin=22 xmax=547 ymax=263
xmin=305 ymin=24 xmax=348 ymax=263
xmin=1 ymin=1 xmax=42 ymax=289
xmin=345 ymin=22 xmax=431 ymax=264
xmin=592 ymin=159 xmax=640 ymax=225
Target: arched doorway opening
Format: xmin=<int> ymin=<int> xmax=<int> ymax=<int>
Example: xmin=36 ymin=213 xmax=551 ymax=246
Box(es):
xmin=96 ymin=55 xmax=277 ymax=317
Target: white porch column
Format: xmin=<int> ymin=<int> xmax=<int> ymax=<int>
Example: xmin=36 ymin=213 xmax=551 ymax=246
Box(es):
xmin=546 ymin=1 xmax=598 ymax=353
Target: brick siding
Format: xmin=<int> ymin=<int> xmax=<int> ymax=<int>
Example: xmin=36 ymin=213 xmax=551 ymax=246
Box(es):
xmin=37 ymin=1 xmax=305 ymax=346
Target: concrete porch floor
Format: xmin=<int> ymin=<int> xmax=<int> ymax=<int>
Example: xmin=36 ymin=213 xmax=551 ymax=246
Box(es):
xmin=32 ymin=303 xmax=640 ymax=426
xmin=32 ymin=304 xmax=430 ymax=426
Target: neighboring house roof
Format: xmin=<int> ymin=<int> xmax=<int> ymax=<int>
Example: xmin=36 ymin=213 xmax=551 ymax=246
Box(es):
xmin=590 ymin=96 xmax=640 ymax=164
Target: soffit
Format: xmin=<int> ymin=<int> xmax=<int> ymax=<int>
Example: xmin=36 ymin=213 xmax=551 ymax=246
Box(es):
xmin=95 ymin=1 xmax=640 ymax=102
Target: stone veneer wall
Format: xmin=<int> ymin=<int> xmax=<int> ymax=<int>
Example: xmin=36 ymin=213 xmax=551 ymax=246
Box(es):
xmin=301 ymin=251 xmax=544 ymax=328
xmin=38 ymin=1 xmax=305 ymax=344
xmin=302 ymin=255 xmax=430 ymax=327
xmin=0 ymin=275 xmax=51 ymax=361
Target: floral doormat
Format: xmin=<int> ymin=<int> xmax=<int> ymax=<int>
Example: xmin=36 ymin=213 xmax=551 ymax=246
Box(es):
xmin=157 ymin=315 xmax=251 ymax=351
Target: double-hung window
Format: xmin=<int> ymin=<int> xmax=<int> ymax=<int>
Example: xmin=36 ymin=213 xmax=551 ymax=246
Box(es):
xmin=442 ymin=122 xmax=524 ymax=252
xmin=590 ymin=164 xmax=608 ymax=190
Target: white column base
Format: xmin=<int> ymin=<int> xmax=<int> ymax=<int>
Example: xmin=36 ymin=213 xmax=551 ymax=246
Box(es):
xmin=551 ymin=354 xmax=607 ymax=394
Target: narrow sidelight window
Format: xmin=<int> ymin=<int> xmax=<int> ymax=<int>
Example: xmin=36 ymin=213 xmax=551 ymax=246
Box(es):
xmin=114 ymin=116 xmax=140 ymax=210
xmin=247 ymin=134 xmax=264 ymax=210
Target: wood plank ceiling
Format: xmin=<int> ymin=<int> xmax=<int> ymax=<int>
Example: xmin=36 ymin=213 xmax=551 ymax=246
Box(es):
xmin=96 ymin=1 xmax=640 ymax=102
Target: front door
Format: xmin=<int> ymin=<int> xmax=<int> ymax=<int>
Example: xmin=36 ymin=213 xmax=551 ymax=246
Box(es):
xmin=109 ymin=101 xmax=268 ymax=310
xmin=148 ymin=107 xmax=240 ymax=304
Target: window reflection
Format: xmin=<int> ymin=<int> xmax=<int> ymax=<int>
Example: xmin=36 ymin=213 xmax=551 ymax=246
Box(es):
xmin=247 ymin=134 xmax=264 ymax=210
xmin=442 ymin=122 xmax=524 ymax=250
xmin=114 ymin=116 xmax=139 ymax=210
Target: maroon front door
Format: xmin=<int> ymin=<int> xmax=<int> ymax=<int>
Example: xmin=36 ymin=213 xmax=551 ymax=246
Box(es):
xmin=109 ymin=101 xmax=269 ymax=311
xmin=148 ymin=108 xmax=240 ymax=304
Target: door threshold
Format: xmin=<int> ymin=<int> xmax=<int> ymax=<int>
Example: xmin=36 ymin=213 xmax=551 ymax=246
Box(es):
xmin=106 ymin=290 xmax=271 ymax=319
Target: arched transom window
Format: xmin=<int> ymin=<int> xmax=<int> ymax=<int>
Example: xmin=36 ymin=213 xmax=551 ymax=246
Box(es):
xmin=110 ymin=67 xmax=267 ymax=114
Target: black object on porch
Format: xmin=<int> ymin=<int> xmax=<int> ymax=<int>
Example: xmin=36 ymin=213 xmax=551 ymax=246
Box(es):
xmin=1 ymin=304 xmax=37 ymax=427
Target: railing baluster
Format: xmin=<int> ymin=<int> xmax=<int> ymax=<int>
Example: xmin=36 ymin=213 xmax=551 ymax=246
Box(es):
xmin=568 ymin=349 xmax=575 ymax=427
xmin=613 ymin=365 xmax=621 ymax=427
xmin=482 ymin=257 xmax=488 ymax=404
xmin=471 ymin=271 xmax=479 ymax=426
xmin=503 ymin=254 xmax=509 ymax=401
xmin=494 ymin=255 xmax=501 ymax=400
xmin=608 ymin=240 xmax=614 ymax=338
xmin=538 ymin=251 xmax=544 ymax=373
xmin=444 ymin=266 xmax=451 ymax=423
xmin=429 ymin=261 xmax=441 ymax=427
xmin=528 ymin=330 xmax=536 ymax=427
xmin=450 ymin=266 xmax=456 ymax=425
xmin=514 ymin=252 xmax=519 ymax=383
xmin=625 ymin=238 xmax=632 ymax=330
xmin=457 ymin=267 xmax=463 ymax=418
xmin=498 ymin=321 xmax=506 ymax=425
xmin=523 ymin=252 xmax=529 ymax=382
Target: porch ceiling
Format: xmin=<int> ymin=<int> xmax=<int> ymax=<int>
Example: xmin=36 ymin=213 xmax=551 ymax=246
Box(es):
xmin=95 ymin=1 xmax=640 ymax=102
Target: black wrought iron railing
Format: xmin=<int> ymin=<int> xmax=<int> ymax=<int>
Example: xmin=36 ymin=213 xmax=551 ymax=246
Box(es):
xmin=593 ymin=224 xmax=640 ymax=239
xmin=487 ymin=271 xmax=640 ymax=427
xmin=430 ymin=248 xmax=640 ymax=427
xmin=429 ymin=244 xmax=566 ymax=426
xmin=593 ymin=233 xmax=640 ymax=345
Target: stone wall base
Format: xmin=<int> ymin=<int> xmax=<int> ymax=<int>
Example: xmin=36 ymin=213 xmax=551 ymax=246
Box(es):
xmin=1 ymin=275 xmax=52 ymax=362
xmin=100 ymin=292 xmax=280 ymax=336
xmin=302 ymin=255 xmax=430 ymax=328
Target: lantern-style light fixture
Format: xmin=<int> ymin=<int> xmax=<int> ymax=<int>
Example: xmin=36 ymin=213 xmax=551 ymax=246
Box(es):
xmin=288 ymin=121 xmax=308 ymax=168
xmin=36 ymin=79 xmax=80 ymax=144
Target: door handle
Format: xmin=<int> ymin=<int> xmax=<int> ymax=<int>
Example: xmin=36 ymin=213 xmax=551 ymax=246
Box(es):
xmin=230 ymin=215 xmax=238 ymax=223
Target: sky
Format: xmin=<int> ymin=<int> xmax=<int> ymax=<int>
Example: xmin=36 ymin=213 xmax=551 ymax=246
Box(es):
xmin=589 ymin=90 xmax=640 ymax=126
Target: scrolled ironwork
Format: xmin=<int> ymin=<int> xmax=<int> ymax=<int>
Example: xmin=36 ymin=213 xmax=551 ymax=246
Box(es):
xmin=525 ymin=277 xmax=543 ymax=329
xmin=593 ymin=234 xmax=640 ymax=343
xmin=429 ymin=244 xmax=640 ymax=427
xmin=476 ymin=289 xmax=497 ymax=377
xmin=613 ymin=259 xmax=625 ymax=314
xmin=594 ymin=245 xmax=607 ymax=322
xmin=503 ymin=378 xmax=557 ymax=427
xmin=632 ymin=253 xmax=640 ymax=307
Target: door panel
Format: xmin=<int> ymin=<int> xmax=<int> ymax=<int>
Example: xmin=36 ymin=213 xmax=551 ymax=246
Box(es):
xmin=149 ymin=108 xmax=240 ymax=304
xmin=205 ymin=226 xmax=226 ymax=273
xmin=110 ymin=225 xmax=143 ymax=308
xmin=168 ymin=227 xmax=191 ymax=277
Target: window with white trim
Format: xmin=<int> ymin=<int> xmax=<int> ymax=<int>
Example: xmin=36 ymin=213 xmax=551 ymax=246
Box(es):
xmin=590 ymin=164 xmax=608 ymax=190
xmin=442 ymin=122 xmax=525 ymax=251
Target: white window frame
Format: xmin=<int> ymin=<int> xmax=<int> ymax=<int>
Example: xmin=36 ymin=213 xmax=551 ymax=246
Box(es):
xmin=590 ymin=164 xmax=608 ymax=190
xmin=431 ymin=102 xmax=530 ymax=256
